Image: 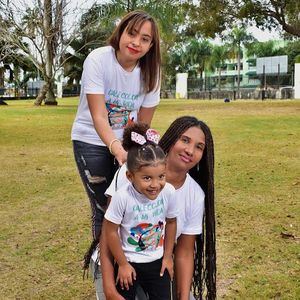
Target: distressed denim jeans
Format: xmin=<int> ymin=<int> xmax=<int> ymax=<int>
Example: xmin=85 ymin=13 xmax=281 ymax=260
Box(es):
xmin=73 ymin=140 xmax=119 ymax=240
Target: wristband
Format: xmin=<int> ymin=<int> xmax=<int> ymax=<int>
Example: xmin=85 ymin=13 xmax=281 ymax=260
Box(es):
xmin=109 ymin=139 xmax=121 ymax=154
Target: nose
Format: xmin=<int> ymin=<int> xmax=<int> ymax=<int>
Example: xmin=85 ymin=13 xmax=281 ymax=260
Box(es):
xmin=185 ymin=144 xmax=194 ymax=156
xmin=150 ymin=179 xmax=159 ymax=188
xmin=131 ymin=36 xmax=140 ymax=47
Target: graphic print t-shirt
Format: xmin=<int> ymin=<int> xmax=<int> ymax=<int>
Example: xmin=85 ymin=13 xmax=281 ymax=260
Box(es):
xmin=105 ymin=165 xmax=205 ymax=239
xmin=71 ymin=46 xmax=160 ymax=146
xmin=104 ymin=183 xmax=178 ymax=263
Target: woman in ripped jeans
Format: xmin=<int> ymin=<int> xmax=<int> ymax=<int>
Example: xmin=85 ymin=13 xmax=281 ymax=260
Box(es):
xmin=71 ymin=10 xmax=162 ymax=298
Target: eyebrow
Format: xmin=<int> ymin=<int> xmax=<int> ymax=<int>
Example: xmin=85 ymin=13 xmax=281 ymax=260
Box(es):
xmin=132 ymin=28 xmax=152 ymax=39
xmin=181 ymin=134 xmax=205 ymax=146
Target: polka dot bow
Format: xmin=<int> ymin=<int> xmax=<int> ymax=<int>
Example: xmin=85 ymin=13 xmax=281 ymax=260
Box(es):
xmin=131 ymin=129 xmax=160 ymax=145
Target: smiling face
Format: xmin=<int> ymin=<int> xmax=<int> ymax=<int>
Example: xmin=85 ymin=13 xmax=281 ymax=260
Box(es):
xmin=117 ymin=20 xmax=153 ymax=68
xmin=167 ymin=126 xmax=206 ymax=173
xmin=126 ymin=163 xmax=166 ymax=200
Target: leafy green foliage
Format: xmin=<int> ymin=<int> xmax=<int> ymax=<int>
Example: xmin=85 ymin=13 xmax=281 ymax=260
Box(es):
xmin=183 ymin=0 xmax=300 ymax=38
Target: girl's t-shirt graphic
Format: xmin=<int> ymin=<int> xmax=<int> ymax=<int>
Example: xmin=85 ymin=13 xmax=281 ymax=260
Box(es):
xmin=106 ymin=103 xmax=135 ymax=130
xmin=105 ymin=182 xmax=178 ymax=263
xmin=127 ymin=221 xmax=164 ymax=252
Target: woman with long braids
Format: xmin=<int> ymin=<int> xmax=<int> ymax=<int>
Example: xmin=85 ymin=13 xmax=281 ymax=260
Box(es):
xmin=100 ymin=116 xmax=216 ymax=299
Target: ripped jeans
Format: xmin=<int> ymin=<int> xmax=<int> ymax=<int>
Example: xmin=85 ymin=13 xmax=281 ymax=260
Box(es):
xmin=73 ymin=140 xmax=119 ymax=240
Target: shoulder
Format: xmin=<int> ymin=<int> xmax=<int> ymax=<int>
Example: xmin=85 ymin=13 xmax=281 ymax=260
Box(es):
xmin=110 ymin=184 xmax=131 ymax=206
xmin=162 ymin=182 xmax=176 ymax=195
xmin=115 ymin=182 xmax=131 ymax=197
xmin=86 ymin=46 xmax=114 ymax=63
xmin=178 ymin=174 xmax=205 ymax=208
xmin=185 ymin=174 xmax=205 ymax=197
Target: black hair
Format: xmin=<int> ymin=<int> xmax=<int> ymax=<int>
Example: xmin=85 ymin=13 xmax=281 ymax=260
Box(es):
xmin=123 ymin=122 xmax=166 ymax=172
xmin=159 ymin=116 xmax=216 ymax=299
xmin=82 ymin=123 xmax=165 ymax=274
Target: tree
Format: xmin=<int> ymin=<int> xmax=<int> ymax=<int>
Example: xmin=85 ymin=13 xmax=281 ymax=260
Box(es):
xmin=246 ymin=40 xmax=285 ymax=58
xmin=239 ymin=0 xmax=300 ymax=38
xmin=63 ymin=2 xmax=116 ymax=91
xmin=184 ymin=39 xmax=213 ymax=90
xmin=183 ymin=0 xmax=300 ymax=38
xmin=211 ymin=45 xmax=230 ymax=91
xmin=224 ymin=26 xmax=255 ymax=96
xmin=0 ymin=0 xmax=74 ymax=105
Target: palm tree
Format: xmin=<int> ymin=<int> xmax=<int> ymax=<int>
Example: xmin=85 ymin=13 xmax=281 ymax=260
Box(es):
xmin=184 ymin=39 xmax=212 ymax=90
xmin=246 ymin=40 xmax=285 ymax=58
xmin=225 ymin=26 xmax=255 ymax=97
xmin=211 ymin=45 xmax=230 ymax=91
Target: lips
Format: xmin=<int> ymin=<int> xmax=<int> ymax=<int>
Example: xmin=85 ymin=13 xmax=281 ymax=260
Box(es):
xmin=179 ymin=154 xmax=192 ymax=163
xmin=147 ymin=189 xmax=158 ymax=195
xmin=127 ymin=46 xmax=140 ymax=54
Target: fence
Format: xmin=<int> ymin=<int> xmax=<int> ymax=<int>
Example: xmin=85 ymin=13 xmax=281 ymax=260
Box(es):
xmin=0 ymin=86 xmax=80 ymax=100
xmin=185 ymin=73 xmax=294 ymax=99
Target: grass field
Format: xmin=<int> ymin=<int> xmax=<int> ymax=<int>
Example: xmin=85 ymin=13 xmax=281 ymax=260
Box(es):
xmin=0 ymin=98 xmax=299 ymax=299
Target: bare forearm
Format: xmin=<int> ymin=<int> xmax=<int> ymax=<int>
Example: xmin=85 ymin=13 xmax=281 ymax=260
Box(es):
xmin=104 ymin=220 xmax=128 ymax=267
xmin=107 ymin=233 xmax=127 ymax=267
xmin=87 ymin=94 xmax=117 ymax=146
xmin=164 ymin=218 xmax=176 ymax=258
xmin=138 ymin=106 xmax=156 ymax=125
xmin=174 ymin=234 xmax=196 ymax=300
xmin=87 ymin=94 xmax=126 ymax=163
xmin=99 ymin=233 xmax=118 ymax=294
xmin=93 ymin=117 xmax=117 ymax=146
xmin=175 ymin=254 xmax=193 ymax=299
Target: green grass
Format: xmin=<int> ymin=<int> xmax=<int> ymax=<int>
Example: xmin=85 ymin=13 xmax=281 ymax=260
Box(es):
xmin=0 ymin=98 xmax=299 ymax=299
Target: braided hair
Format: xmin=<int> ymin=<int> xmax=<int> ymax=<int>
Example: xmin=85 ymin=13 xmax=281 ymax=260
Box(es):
xmin=159 ymin=116 xmax=216 ymax=299
xmin=123 ymin=122 xmax=166 ymax=172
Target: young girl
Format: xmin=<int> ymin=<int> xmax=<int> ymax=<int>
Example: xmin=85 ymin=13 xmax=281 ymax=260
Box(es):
xmin=71 ymin=10 xmax=161 ymax=272
xmin=101 ymin=116 xmax=216 ymax=300
xmin=103 ymin=123 xmax=178 ymax=300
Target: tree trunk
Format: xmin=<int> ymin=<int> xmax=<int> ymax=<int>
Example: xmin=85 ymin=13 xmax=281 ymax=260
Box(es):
xmin=34 ymin=81 xmax=49 ymax=105
xmin=218 ymin=67 xmax=221 ymax=91
xmin=45 ymin=77 xmax=57 ymax=105
xmin=43 ymin=0 xmax=57 ymax=105
xmin=199 ymin=69 xmax=203 ymax=91
xmin=237 ymin=46 xmax=241 ymax=98
xmin=0 ymin=67 xmax=4 ymax=88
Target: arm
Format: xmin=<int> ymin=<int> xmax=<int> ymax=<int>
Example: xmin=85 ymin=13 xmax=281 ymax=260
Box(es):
xmin=87 ymin=94 xmax=127 ymax=165
xmin=99 ymin=228 xmax=125 ymax=300
xmin=174 ymin=234 xmax=196 ymax=300
xmin=103 ymin=219 xmax=136 ymax=290
xmin=138 ymin=106 xmax=157 ymax=125
xmin=160 ymin=217 xmax=176 ymax=280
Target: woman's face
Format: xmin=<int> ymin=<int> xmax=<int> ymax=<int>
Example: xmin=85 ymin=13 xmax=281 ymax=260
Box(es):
xmin=118 ymin=20 xmax=153 ymax=64
xmin=167 ymin=126 xmax=205 ymax=172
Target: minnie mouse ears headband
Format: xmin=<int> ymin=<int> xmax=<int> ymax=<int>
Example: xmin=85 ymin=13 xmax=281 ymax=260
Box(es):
xmin=131 ymin=128 xmax=160 ymax=145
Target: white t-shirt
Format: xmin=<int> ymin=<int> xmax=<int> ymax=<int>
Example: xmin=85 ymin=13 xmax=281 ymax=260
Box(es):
xmin=71 ymin=46 xmax=160 ymax=146
xmin=106 ymin=165 xmax=205 ymax=239
xmin=105 ymin=182 xmax=178 ymax=263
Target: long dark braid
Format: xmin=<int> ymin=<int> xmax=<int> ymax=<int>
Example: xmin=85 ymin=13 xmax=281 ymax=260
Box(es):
xmin=159 ymin=116 xmax=216 ymax=299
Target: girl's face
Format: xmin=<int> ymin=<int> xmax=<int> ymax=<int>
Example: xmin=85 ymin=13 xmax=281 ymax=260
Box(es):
xmin=126 ymin=163 xmax=166 ymax=200
xmin=167 ymin=126 xmax=205 ymax=172
xmin=118 ymin=20 xmax=153 ymax=65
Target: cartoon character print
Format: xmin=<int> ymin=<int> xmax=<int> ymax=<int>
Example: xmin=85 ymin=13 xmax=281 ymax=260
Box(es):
xmin=106 ymin=103 xmax=135 ymax=129
xmin=127 ymin=222 xmax=164 ymax=252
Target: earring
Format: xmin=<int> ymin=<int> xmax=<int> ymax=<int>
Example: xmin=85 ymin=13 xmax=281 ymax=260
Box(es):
xmin=197 ymin=163 xmax=199 ymax=172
